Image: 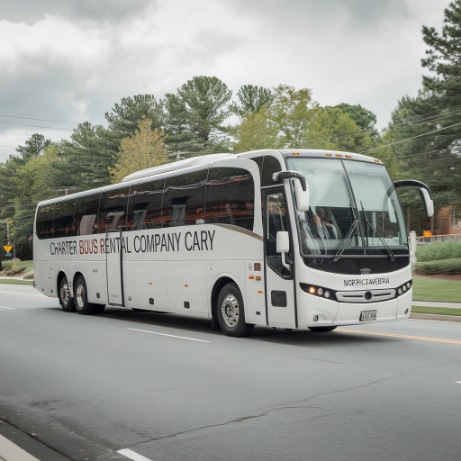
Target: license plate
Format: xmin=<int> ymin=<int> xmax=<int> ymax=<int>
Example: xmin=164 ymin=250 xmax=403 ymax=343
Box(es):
xmin=360 ymin=309 xmax=377 ymax=321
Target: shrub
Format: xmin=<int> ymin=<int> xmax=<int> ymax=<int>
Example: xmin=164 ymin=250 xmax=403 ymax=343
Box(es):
xmin=6 ymin=266 xmax=27 ymax=277
xmin=414 ymin=258 xmax=461 ymax=275
xmin=416 ymin=241 xmax=461 ymax=262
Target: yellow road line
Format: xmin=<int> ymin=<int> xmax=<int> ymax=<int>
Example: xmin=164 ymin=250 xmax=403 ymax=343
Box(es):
xmin=338 ymin=328 xmax=461 ymax=345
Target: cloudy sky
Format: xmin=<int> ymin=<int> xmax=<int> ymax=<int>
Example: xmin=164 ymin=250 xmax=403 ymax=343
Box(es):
xmin=0 ymin=0 xmax=449 ymax=162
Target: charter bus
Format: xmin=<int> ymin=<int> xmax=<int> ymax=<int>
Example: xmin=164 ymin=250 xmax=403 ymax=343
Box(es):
xmin=33 ymin=149 xmax=434 ymax=336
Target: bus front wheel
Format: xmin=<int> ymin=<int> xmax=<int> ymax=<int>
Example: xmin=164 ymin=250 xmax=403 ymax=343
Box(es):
xmin=59 ymin=276 xmax=74 ymax=312
xmin=73 ymin=275 xmax=104 ymax=315
xmin=217 ymin=283 xmax=254 ymax=337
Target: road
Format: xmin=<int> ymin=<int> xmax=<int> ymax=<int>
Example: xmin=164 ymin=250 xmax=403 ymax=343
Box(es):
xmin=1 ymin=284 xmax=461 ymax=461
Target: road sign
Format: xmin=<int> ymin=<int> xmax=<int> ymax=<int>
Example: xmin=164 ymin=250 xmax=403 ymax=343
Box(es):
xmin=3 ymin=245 xmax=12 ymax=253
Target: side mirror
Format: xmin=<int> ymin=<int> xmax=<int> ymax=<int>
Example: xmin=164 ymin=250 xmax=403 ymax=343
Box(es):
xmin=276 ymin=231 xmax=290 ymax=270
xmin=273 ymin=170 xmax=309 ymax=211
xmin=419 ymin=187 xmax=434 ymax=218
xmin=294 ymin=178 xmax=310 ymax=212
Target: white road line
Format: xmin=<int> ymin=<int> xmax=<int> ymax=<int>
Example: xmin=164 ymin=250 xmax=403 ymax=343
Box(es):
xmin=0 ymin=305 xmax=14 ymax=310
xmin=456 ymin=381 xmax=461 ymax=384
xmin=128 ymin=328 xmax=211 ymax=343
xmin=0 ymin=433 xmax=40 ymax=461
xmin=117 ymin=448 xmax=155 ymax=461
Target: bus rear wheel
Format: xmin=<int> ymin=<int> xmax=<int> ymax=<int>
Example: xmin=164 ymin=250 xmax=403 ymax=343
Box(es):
xmin=217 ymin=283 xmax=254 ymax=337
xmin=73 ymin=275 xmax=104 ymax=315
xmin=59 ymin=276 xmax=74 ymax=312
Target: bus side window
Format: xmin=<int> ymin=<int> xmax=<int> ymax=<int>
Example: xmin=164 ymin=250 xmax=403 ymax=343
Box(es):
xmin=205 ymin=167 xmax=255 ymax=231
xmin=36 ymin=204 xmax=55 ymax=239
xmin=127 ymin=179 xmax=164 ymax=230
xmin=74 ymin=195 xmax=101 ymax=235
xmin=53 ymin=201 xmax=76 ymax=238
xmin=97 ymin=188 xmax=130 ymax=233
xmin=162 ymin=170 xmax=207 ymax=228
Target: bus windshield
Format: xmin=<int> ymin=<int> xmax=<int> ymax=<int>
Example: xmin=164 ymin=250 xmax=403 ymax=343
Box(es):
xmin=286 ymin=158 xmax=407 ymax=258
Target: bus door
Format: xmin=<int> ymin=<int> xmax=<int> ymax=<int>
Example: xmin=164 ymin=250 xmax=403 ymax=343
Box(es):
xmin=263 ymin=188 xmax=297 ymax=329
xmin=106 ymin=229 xmax=124 ymax=306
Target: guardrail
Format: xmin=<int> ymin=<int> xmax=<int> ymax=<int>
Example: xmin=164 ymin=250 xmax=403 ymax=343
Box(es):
xmin=416 ymin=234 xmax=461 ymax=244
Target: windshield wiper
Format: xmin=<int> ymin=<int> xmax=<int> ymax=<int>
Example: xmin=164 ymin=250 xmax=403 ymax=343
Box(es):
xmin=333 ymin=204 xmax=361 ymax=262
xmin=360 ymin=202 xmax=395 ymax=262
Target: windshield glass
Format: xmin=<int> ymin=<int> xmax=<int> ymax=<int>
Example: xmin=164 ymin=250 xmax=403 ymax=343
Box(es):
xmin=286 ymin=158 xmax=407 ymax=258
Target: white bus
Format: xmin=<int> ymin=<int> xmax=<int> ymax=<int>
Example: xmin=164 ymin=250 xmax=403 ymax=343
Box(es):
xmin=33 ymin=149 xmax=433 ymax=336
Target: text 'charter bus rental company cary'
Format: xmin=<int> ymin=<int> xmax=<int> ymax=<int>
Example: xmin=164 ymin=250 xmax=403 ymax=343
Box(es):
xmin=33 ymin=149 xmax=434 ymax=337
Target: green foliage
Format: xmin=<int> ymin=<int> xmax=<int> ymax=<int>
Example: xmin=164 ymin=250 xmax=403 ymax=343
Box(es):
xmin=164 ymin=76 xmax=232 ymax=157
xmin=416 ymin=241 xmax=461 ymax=261
xmin=231 ymin=84 xmax=273 ymax=118
xmin=301 ymin=106 xmax=371 ymax=152
xmin=414 ymin=258 xmax=461 ymax=275
xmin=335 ymin=103 xmax=379 ymax=142
xmin=109 ymin=119 xmax=168 ymax=183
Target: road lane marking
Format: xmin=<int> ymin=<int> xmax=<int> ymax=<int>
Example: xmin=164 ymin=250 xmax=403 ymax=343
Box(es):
xmin=338 ymin=328 xmax=461 ymax=345
xmin=128 ymin=328 xmax=211 ymax=343
xmin=0 ymin=305 xmax=14 ymax=310
xmin=117 ymin=448 xmax=154 ymax=461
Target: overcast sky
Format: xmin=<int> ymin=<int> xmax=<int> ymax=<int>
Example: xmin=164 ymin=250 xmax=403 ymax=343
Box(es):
xmin=0 ymin=0 xmax=450 ymax=162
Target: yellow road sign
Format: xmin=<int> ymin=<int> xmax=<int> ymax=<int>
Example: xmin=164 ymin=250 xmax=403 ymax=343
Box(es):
xmin=3 ymin=245 xmax=12 ymax=253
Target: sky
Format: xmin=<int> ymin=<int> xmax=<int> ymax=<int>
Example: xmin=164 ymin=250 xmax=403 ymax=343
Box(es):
xmin=0 ymin=0 xmax=450 ymax=162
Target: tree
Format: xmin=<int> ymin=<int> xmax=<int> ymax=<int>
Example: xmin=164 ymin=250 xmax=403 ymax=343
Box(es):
xmin=418 ymin=0 xmax=461 ymax=201
xmin=9 ymin=133 xmax=51 ymax=166
xmin=164 ymin=76 xmax=232 ymax=157
xmin=231 ymin=84 xmax=273 ymax=118
xmin=268 ymin=85 xmax=317 ymax=147
xmin=51 ymin=122 xmax=115 ymax=192
xmin=335 ymin=103 xmax=380 ymax=142
xmin=109 ymin=119 xmax=168 ymax=183
xmin=105 ymin=94 xmax=164 ymax=143
xmin=231 ymin=105 xmax=281 ymax=153
xmin=301 ymin=106 xmax=371 ymax=152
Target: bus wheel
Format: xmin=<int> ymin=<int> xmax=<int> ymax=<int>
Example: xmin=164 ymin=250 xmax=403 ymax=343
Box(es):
xmin=217 ymin=283 xmax=254 ymax=337
xmin=74 ymin=275 xmax=96 ymax=315
xmin=308 ymin=326 xmax=337 ymax=332
xmin=59 ymin=276 xmax=74 ymax=312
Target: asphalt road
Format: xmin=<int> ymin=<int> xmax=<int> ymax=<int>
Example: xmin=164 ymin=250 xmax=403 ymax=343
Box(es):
xmin=1 ymin=285 xmax=461 ymax=461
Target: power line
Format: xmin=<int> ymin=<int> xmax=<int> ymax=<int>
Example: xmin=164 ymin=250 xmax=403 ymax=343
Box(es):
xmin=0 ymin=113 xmax=76 ymax=125
xmin=0 ymin=120 xmax=73 ymax=131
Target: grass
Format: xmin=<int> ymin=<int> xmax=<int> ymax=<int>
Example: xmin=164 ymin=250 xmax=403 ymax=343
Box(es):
xmin=412 ymin=305 xmax=461 ymax=316
xmin=0 ymin=278 xmax=33 ymax=285
xmin=412 ymin=275 xmax=461 ymax=303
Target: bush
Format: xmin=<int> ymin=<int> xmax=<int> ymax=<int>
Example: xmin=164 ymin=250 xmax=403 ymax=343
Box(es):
xmin=6 ymin=266 xmax=27 ymax=277
xmin=416 ymin=241 xmax=461 ymax=262
xmin=414 ymin=258 xmax=461 ymax=275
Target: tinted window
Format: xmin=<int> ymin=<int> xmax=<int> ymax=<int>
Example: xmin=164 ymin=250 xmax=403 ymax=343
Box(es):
xmin=127 ymin=179 xmax=164 ymax=230
xmin=205 ymin=167 xmax=255 ymax=230
xmin=53 ymin=200 xmax=76 ymax=238
xmin=97 ymin=188 xmax=130 ymax=234
xmin=162 ymin=170 xmax=207 ymax=227
xmin=261 ymin=156 xmax=282 ymax=187
xmin=74 ymin=195 xmax=100 ymax=236
xmin=36 ymin=204 xmax=55 ymax=240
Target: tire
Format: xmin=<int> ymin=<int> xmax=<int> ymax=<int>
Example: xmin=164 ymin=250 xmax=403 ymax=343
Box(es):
xmin=308 ymin=326 xmax=337 ymax=332
xmin=217 ymin=283 xmax=254 ymax=337
xmin=73 ymin=275 xmax=99 ymax=315
xmin=58 ymin=276 xmax=74 ymax=312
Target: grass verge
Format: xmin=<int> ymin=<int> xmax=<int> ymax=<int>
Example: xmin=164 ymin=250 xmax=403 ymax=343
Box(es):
xmin=412 ymin=276 xmax=461 ymax=303
xmin=0 ymin=278 xmax=33 ymax=286
xmin=412 ymin=306 xmax=461 ymax=316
